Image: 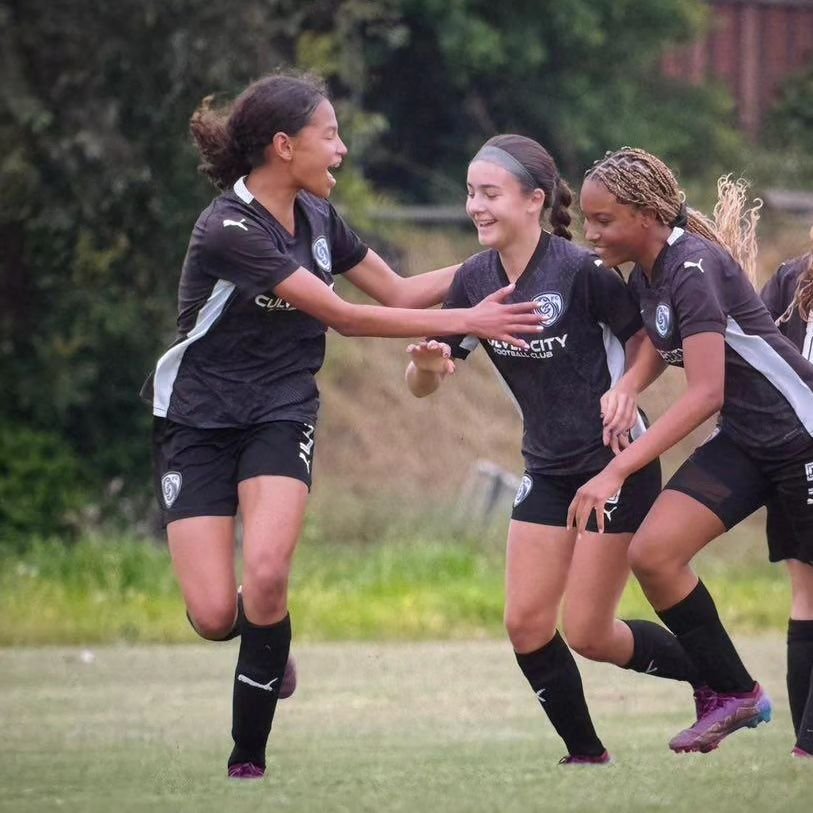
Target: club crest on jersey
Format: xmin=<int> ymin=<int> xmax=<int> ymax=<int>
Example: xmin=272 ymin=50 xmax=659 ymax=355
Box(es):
xmin=514 ymin=475 xmax=533 ymax=507
xmin=533 ymin=292 xmax=564 ymax=327
xmin=161 ymin=471 xmax=182 ymax=509
xmin=655 ymin=303 xmax=673 ymax=338
xmin=312 ymin=236 xmax=332 ymax=273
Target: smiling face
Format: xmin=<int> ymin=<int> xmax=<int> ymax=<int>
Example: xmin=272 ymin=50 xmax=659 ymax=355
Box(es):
xmin=579 ymin=177 xmax=653 ymax=267
xmin=287 ymin=98 xmax=347 ymax=198
xmin=465 ymin=160 xmax=543 ymax=250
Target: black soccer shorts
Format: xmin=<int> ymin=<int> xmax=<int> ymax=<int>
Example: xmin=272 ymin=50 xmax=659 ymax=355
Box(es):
xmin=152 ymin=418 xmax=315 ymax=527
xmin=666 ymin=428 xmax=813 ymax=564
xmin=511 ymin=459 xmax=662 ymax=534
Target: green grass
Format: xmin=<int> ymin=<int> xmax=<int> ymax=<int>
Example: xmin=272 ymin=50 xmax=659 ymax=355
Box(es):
xmin=0 ymin=524 xmax=792 ymax=645
xmin=0 ymin=639 xmax=807 ymax=813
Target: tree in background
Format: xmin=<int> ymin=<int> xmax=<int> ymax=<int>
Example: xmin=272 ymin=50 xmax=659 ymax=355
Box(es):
xmin=2 ymin=0 xmax=806 ymax=545
xmin=360 ymin=0 xmax=741 ymax=199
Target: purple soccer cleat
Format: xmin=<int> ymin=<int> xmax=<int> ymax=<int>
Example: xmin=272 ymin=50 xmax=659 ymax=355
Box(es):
xmin=792 ymin=746 xmax=812 ymax=760
xmin=279 ymin=655 xmax=297 ymax=700
xmin=558 ymin=750 xmax=613 ymax=766
xmin=227 ymin=762 xmax=265 ymax=780
xmin=669 ymin=682 xmax=772 ymax=753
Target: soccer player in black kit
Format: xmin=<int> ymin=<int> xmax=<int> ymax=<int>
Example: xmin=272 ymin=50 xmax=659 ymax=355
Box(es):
xmin=570 ymin=147 xmax=813 ymax=756
xmin=142 ymin=73 xmax=544 ymax=780
xmin=406 ymin=135 xmax=710 ymax=765
xmin=760 ymin=227 xmax=813 ymax=760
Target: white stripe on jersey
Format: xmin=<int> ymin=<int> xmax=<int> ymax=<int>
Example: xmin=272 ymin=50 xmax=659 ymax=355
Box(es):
xmin=152 ymin=279 xmax=236 ymax=417
xmin=725 ymin=315 xmax=813 ymax=436
xmin=601 ymin=323 xmax=646 ymax=439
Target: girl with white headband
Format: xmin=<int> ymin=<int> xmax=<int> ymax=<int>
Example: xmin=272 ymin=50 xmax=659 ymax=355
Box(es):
xmin=405 ymin=134 xmax=701 ymax=765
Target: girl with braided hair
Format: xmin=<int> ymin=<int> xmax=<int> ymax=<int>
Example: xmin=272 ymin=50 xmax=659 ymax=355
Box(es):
xmin=570 ymin=147 xmax=813 ymax=758
xmin=404 ymin=135 xmax=705 ymax=765
xmin=760 ymin=225 xmax=813 ymax=760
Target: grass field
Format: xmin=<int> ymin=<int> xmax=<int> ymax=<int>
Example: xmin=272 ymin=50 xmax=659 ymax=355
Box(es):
xmin=1 ymin=638 xmax=808 ymax=813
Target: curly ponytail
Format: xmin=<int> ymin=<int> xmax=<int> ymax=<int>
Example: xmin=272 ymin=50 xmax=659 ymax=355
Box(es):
xmin=188 ymin=71 xmax=327 ymax=191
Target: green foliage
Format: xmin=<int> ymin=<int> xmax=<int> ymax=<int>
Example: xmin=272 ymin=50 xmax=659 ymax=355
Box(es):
xmin=0 ymin=426 xmax=89 ymax=550
xmin=361 ymin=0 xmax=741 ymax=195
xmin=0 ymin=531 xmax=789 ymax=645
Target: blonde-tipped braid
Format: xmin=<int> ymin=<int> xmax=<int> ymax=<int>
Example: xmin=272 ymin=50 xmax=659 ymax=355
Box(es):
xmin=776 ymin=225 xmax=813 ymax=326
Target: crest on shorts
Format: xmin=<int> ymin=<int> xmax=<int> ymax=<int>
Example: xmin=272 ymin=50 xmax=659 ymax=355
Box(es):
xmin=532 ymin=292 xmax=564 ymax=327
xmin=312 ymin=236 xmax=332 ymax=273
xmin=514 ymin=475 xmax=533 ymax=507
xmin=161 ymin=471 xmax=182 ymax=509
xmin=655 ymin=303 xmax=672 ymax=338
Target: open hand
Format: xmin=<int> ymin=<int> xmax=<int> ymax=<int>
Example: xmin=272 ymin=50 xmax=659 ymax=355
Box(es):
xmin=566 ymin=465 xmax=626 ymax=535
xmin=406 ymin=340 xmax=456 ymax=375
xmin=467 ymin=283 xmax=543 ymax=349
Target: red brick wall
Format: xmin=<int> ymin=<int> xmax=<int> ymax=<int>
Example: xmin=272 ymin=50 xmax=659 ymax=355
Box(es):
xmin=662 ymin=1 xmax=813 ymax=137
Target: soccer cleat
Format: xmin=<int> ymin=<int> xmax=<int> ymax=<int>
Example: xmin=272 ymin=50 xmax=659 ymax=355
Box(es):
xmin=669 ymin=682 xmax=772 ymax=753
xmin=227 ymin=762 xmax=265 ymax=780
xmin=279 ymin=655 xmax=297 ymax=700
xmin=692 ymin=685 xmax=717 ymax=721
xmin=558 ymin=750 xmax=613 ymax=766
xmin=792 ymin=746 xmax=813 ymax=759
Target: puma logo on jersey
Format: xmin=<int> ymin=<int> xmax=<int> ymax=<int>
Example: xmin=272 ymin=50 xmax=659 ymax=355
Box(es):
xmin=223 ymin=218 xmax=249 ymax=231
xmin=683 ymin=258 xmax=705 ymax=273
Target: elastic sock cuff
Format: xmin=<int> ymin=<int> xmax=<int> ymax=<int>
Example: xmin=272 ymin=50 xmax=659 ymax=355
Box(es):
xmin=515 ymin=630 xmax=565 ymax=666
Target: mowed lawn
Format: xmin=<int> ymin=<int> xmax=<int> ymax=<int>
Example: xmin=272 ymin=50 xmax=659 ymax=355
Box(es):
xmin=0 ymin=638 xmax=809 ymax=813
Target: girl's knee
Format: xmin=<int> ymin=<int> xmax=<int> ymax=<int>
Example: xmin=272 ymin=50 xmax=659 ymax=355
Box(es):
xmin=504 ymin=606 xmax=557 ymax=652
xmin=187 ymin=600 xmax=237 ymax=640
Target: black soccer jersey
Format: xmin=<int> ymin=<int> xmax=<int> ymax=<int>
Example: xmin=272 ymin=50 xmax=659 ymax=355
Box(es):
xmin=440 ymin=233 xmax=643 ymax=475
xmin=142 ymin=176 xmax=368 ymax=428
xmin=628 ymin=228 xmax=813 ymax=455
xmin=761 ymin=253 xmax=813 ymax=362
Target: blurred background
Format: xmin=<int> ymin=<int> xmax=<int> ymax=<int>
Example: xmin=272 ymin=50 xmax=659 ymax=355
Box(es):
xmin=2 ymin=0 xmax=812 ymax=643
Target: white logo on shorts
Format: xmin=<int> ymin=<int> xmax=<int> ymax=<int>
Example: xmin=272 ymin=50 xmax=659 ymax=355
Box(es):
xmin=514 ymin=475 xmax=533 ymax=507
xmin=805 ymin=462 xmax=813 ymax=482
xmin=161 ymin=471 xmax=182 ymax=509
xmin=299 ymin=424 xmax=315 ymax=475
xmin=603 ymin=489 xmax=621 ymax=524
xmin=312 ymin=236 xmax=332 ymax=273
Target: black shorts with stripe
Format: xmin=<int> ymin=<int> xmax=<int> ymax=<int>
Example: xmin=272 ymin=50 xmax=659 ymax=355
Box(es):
xmin=666 ymin=429 xmax=813 ymax=564
xmin=151 ymin=418 xmax=315 ymax=527
xmin=511 ymin=459 xmax=662 ymax=534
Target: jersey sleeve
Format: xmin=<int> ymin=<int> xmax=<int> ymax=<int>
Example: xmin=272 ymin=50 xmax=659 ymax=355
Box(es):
xmin=584 ymin=259 xmax=642 ymax=343
xmin=671 ymin=252 xmax=727 ymax=338
xmin=328 ymin=203 xmax=369 ymax=275
xmin=760 ymin=266 xmax=786 ymax=321
xmin=202 ymin=215 xmax=300 ymax=296
xmin=432 ymin=266 xmax=478 ymax=359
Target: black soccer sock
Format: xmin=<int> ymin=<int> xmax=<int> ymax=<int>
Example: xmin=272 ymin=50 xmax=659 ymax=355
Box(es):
xmin=622 ymin=619 xmax=702 ymax=687
xmin=186 ymin=592 xmax=245 ymax=642
xmin=228 ymin=612 xmax=292 ymax=768
xmin=656 ymin=581 xmax=754 ymax=694
xmin=787 ymin=619 xmax=813 ymax=752
xmin=515 ymin=631 xmax=605 ymax=757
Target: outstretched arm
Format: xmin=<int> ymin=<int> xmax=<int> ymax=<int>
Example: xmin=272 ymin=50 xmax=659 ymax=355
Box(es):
xmin=567 ymin=331 xmax=724 ymax=533
xmin=343 ymin=250 xmax=460 ymax=308
xmin=273 ymin=267 xmax=540 ymax=345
